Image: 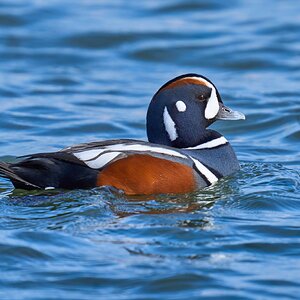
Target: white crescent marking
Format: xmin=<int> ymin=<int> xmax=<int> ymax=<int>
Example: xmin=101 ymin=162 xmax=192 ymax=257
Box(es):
xmin=205 ymin=89 xmax=219 ymax=120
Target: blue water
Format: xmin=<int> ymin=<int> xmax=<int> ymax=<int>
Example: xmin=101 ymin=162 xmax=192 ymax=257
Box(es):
xmin=0 ymin=1 xmax=299 ymax=299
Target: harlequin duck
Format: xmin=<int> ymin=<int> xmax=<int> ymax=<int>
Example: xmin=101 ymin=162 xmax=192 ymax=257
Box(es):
xmin=0 ymin=74 xmax=245 ymax=195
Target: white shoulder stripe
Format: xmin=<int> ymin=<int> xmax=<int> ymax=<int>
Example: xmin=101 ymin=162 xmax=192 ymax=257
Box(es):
xmin=185 ymin=136 xmax=228 ymax=150
xmin=73 ymin=143 xmax=188 ymax=169
xmin=189 ymin=156 xmax=218 ymax=184
xmin=103 ymin=144 xmax=186 ymax=158
xmin=72 ymin=141 xmax=220 ymax=185
xmin=73 ymin=144 xmax=187 ymax=160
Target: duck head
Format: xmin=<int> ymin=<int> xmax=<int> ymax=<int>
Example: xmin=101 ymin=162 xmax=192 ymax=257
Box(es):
xmin=146 ymin=73 xmax=245 ymax=148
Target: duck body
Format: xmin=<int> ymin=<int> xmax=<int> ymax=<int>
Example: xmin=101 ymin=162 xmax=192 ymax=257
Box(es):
xmin=0 ymin=74 xmax=245 ymax=195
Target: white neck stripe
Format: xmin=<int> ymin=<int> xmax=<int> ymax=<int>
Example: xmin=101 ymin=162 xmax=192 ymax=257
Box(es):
xmin=163 ymin=107 xmax=178 ymax=141
xmin=189 ymin=156 xmax=218 ymax=184
xmin=185 ymin=136 xmax=228 ymax=150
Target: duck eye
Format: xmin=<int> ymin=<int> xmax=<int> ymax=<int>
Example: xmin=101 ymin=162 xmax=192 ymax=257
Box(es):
xmin=197 ymin=94 xmax=207 ymax=101
xmin=197 ymin=87 xmax=212 ymax=102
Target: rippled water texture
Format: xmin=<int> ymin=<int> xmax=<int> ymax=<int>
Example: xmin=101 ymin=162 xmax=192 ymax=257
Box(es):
xmin=0 ymin=1 xmax=299 ymax=299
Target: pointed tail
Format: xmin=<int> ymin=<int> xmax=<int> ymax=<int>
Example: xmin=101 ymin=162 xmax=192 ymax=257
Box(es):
xmin=0 ymin=161 xmax=40 ymax=189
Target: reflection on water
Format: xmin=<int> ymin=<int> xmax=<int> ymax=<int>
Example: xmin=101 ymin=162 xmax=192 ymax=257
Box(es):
xmin=0 ymin=0 xmax=299 ymax=299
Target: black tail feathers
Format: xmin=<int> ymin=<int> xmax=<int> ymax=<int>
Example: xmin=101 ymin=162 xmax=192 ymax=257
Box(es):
xmin=0 ymin=161 xmax=40 ymax=189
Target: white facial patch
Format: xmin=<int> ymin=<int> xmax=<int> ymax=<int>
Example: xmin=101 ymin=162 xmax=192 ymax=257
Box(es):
xmin=163 ymin=107 xmax=178 ymax=141
xmin=205 ymin=87 xmax=219 ymax=120
xmin=183 ymin=76 xmax=220 ymax=120
xmin=175 ymin=100 xmax=186 ymax=112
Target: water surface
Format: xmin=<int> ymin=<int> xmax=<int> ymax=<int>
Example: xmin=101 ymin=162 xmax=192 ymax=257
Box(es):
xmin=0 ymin=1 xmax=299 ymax=299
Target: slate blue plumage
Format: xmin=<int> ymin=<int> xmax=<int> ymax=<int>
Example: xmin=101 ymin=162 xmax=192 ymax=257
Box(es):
xmin=0 ymin=74 xmax=245 ymax=194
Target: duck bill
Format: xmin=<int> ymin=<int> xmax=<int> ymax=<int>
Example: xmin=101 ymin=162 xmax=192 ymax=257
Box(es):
xmin=216 ymin=103 xmax=245 ymax=120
